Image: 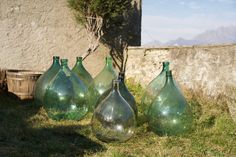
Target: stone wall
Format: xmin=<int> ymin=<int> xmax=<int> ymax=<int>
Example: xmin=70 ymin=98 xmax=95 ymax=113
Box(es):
xmin=126 ymin=44 xmax=236 ymax=122
xmin=0 ymin=0 xmax=109 ymax=76
xmin=0 ymin=0 xmax=142 ymax=76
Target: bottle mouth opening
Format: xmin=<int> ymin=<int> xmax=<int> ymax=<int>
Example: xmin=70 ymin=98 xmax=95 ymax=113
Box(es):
xmin=76 ymin=57 xmax=83 ymax=62
xmin=163 ymin=61 xmax=170 ymax=66
xmin=53 ymin=56 xmax=60 ymax=60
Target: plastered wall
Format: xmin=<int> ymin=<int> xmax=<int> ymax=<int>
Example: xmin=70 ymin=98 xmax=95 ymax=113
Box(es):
xmin=0 ymin=0 xmax=108 ymax=76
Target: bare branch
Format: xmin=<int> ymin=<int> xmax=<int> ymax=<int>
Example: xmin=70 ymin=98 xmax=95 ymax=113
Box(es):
xmin=81 ymin=15 xmax=103 ymax=60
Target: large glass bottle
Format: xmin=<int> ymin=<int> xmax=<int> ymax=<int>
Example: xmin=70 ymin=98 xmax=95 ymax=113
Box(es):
xmin=96 ymin=72 xmax=138 ymax=117
xmin=88 ymin=56 xmax=117 ymax=111
xmin=44 ymin=59 xmax=89 ymax=121
xmin=141 ymin=62 xmax=169 ymax=115
xmin=147 ymin=70 xmax=193 ymax=136
xmin=92 ymin=80 xmax=136 ymax=142
xmin=34 ymin=56 xmax=61 ymax=105
xmin=72 ymin=57 xmax=93 ymax=88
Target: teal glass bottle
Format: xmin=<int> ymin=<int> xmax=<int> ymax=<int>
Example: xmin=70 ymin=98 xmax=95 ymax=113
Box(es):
xmin=88 ymin=56 xmax=117 ymax=111
xmin=92 ymin=80 xmax=136 ymax=142
xmin=147 ymin=70 xmax=193 ymax=136
xmin=34 ymin=56 xmax=61 ymax=105
xmin=72 ymin=57 xmax=93 ymax=88
xmin=44 ymin=59 xmax=89 ymax=121
xmin=141 ymin=62 xmax=169 ymax=115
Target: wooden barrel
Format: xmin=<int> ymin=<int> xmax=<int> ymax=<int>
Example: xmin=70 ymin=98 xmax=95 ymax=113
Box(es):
xmin=6 ymin=70 xmax=43 ymax=100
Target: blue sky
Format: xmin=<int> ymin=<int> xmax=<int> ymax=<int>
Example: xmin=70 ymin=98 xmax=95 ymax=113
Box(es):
xmin=142 ymin=0 xmax=236 ymax=44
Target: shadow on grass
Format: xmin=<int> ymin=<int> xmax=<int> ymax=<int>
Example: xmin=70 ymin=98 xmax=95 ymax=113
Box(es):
xmin=0 ymin=92 xmax=105 ymax=157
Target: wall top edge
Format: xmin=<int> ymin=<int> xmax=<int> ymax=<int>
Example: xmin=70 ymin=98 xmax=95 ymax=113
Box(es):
xmin=128 ymin=43 xmax=236 ymax=50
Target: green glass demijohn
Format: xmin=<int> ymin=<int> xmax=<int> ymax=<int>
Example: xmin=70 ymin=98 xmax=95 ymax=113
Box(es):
xmin=96 ymin=72 xmax=138 ymax=117
xmin=34 ymin=56 xmax=61 ymax=105
xmin=141 ymin=62 xmax=170 ymax=115
xmin=92 ymin=80 xmax=136 ymax=142
xmin=147 ymin=70 xmax=193 ymax=136
xmin=72 ymin=57 xmax=93 ymax=88
xmin=44 ymin=59 xmax=89 ymax=121
xmin=88 ymin=56 xmax=117 ymax=111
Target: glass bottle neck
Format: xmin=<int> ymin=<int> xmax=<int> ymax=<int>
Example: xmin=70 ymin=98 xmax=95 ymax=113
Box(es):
xmin=53 ymin=56 xmax=60 ymax=65
xmin=112 ymin=80 xmax=120 ymax=92
xmin=161 ymin=62 xmax=169 ymax=72
xmin=105 ymin=57 xmax=113 ymax=69
xmin=61 ymin=59 xmax=69 ymax=69
xmin=76 ymin=57 xmax=83 ymax=66
xmin=60 ymin=59 xmax=71 ymax=76
xmin=165 ymin=71 xmax=175 ymax=86
xmin=118 ymin=72 xmax=125 ymax=82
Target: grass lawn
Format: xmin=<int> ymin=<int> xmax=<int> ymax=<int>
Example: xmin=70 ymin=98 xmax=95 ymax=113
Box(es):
xmin=0 ymin=80 xmax=235 ymax=157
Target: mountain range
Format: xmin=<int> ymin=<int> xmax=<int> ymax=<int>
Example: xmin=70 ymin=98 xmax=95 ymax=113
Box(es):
xmin=145 ymin=26 xmax=236 ymax=46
